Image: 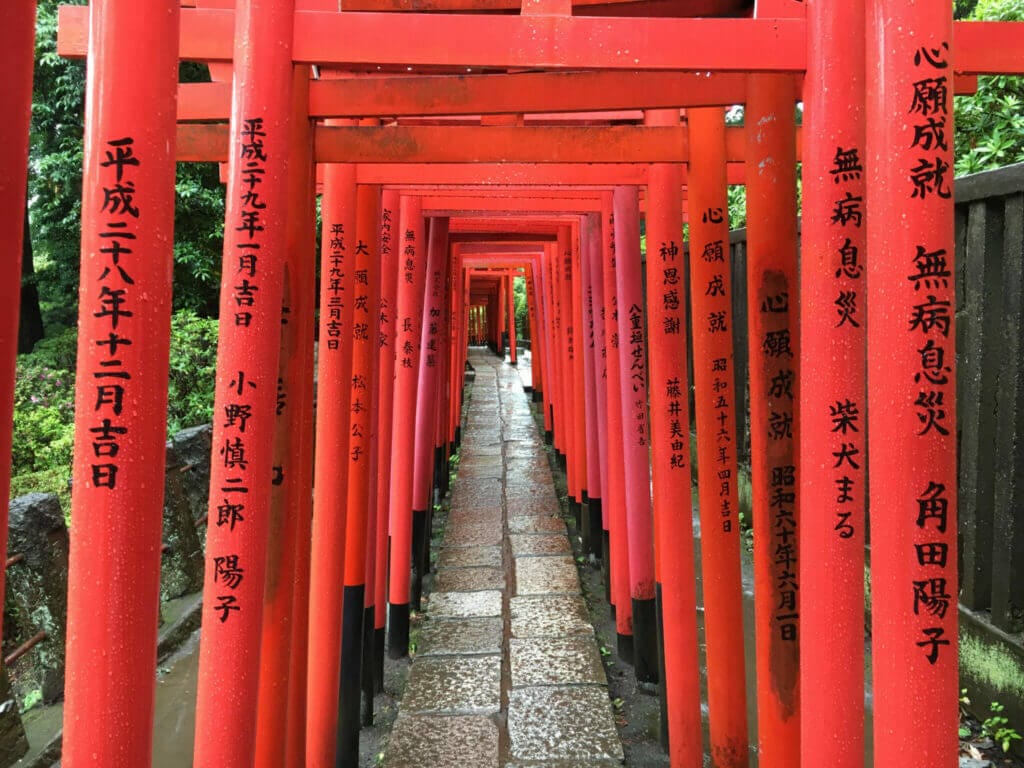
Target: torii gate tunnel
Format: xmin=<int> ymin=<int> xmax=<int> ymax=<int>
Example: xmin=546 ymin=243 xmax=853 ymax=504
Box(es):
xmin=2 ymin=0 xmax=1024 ymax=766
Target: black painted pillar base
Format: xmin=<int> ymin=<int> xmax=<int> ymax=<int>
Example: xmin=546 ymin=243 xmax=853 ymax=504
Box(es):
xmin=602 ymin=530 xmax=611 ymax=602
xmin=454 ymin=426 xmax=462 ymax=449
xmin=388 ymin=603 xmax=410 ymax=659
xmin=557 ymin=452 xmax=567 ymax=473
xmin=617 ymin=631 xmax=634 ymax=665
xmin=580 ymin=499 xmax=592 ymax=556
xmin=544 ymin=430 xmax=553 ymax=446
xmin=569 ymin=497 xmax=582 ymax=536
xmin=411 ymin=509 xmax=429 ymax=611
xmin=632 ymin=597 xmax=660 ymax=684
xmin=588 ymin=498 xmax=604 ymax=560
xmin=532 ymin=389 xmax=543 ymax=403
xmin=361 ymin=605 xmax=375 ymax=727
xmin=373 ymin=626 xmax=386 ymax=693
xmin=337 ymin=584 xmax=365 ymax=767
xmin=655 ymin=584 xmax=669 ymax=752
xmin=433 ymin=445 xmax=446 ymax=500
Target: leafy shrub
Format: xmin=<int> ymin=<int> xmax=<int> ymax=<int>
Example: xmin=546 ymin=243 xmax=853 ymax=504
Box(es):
xmin=167 ymin=310 xmax=219 ymax=434
xmin=10 ymin=312 xmax=218 ymax=498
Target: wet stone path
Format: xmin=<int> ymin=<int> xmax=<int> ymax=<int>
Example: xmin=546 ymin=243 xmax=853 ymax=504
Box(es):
xmin=383 ymin=352 xmax=624 ymax=768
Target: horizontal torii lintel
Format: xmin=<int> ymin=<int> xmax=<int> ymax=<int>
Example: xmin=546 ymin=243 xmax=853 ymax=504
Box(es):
xmin=179 ymin=71 xmax=977 ymax=121
xmin=57 ymin=6 xmax=1024 ymax=75
xmin=180 ymin=124 xmax=780 ymax=164
xmin=179 ymin=71 xmax=752 ymax=120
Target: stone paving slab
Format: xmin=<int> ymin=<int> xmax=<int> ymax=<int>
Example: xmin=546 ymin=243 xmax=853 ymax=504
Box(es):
xmin=385 ymin=715 xmax=499 ymax=768
xmin=386 ymin=353 xmax=623 ymax=768
xmin=507 ymin=498 xmax=564 ymax=518
xmin=402 ymin=656 xmax=501 ymax=714
xmin=448 ymin=506 xmax=504 ymax=525
xmin=417 ymin=617 xmax=504 ymax=657
xmin=443 ymin=522 xmax=504 ymax=547
xmin=508 ymin=686 xmax=624 ymax=762
xmin=510 ymin=596 xmax=594 ymax=638
xmin=428 ymin=590 xmax=503 ymax=618
xmin=508 ymin=516 xmax=567 ymax=534
xmin=510 ymin=637 xmax=607 ymax=688
xmin=510 ymin=533 xmax=573 ymax=556
xmin=435 ymin=566 xmax=506 ymax=592
xmin=515 ymin=556 xmax=580 ymax=595
xmin=437 ymin=545 xmax=502 ymax=569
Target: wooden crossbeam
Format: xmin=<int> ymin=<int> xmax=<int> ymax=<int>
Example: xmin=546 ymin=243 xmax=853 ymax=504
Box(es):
xmin=179 ymin=123 xmax=794 ymax=164
xmin=58 ymin=7 xmax=1024 ymax=75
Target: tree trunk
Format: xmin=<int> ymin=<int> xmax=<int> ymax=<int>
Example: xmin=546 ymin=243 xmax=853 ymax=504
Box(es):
xmin=19 ymin=206 xmax=44 ymax=353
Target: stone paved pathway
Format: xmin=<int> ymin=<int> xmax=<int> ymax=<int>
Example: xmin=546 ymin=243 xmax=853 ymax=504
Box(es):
xmin=383 ymin=351 xmax=624 ymax=768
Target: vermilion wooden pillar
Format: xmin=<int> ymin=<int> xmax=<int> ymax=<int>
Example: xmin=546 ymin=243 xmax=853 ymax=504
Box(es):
xmin=337 ymin=182 xmax=381 ymax=764
xmin=867 ymin=5 xmax=958 ymax=765
xmin=527 ymin=264 xmax=543 ymax=398
xmin=0 ymin=0 xmax=35 ymax=649
xmin=508 ymin=271 xmax=518 ymax=365
xmin=587 ymin=216 xmax=610 ymax=571
xmin=63 ymin=2 xmax=179 ymax=765
xmin=571 ymin=226 xmax=589 ymax=537
xmin=613 ymin=185 xmax=657 ymax=681
xmin=306 ymin=132 xmax=357 ymax=768
xmin=284 ymin=102 xmax=317 ymax=768
xmin=255 ymin=65 xmax=314 ymax=768
xmin=412 ymin=217 xmax=450 ymax=610
xmin=194 ymin=2 xmax=295 ymax=764
xmin=745 ymin=74 xmax=801 ymax=768
xmin=688 ymin=106 xmax=750 ymax=768
xmin=644 ymin=110 xmax=701 ymax=762
xmin=540 ymin=247 xmax=556 ymax=439
xmin=559 ymin=227 xmax=582 ymax=521
xmin=581 ymin=216 xmax=603 ymax=557
xmin=374 ymin=189 xmax=401 ymax=689
xmin=602 ymin=193 xmax=633 ymax=657
xmin=388 ymin=195 xmax=427 ymax=656
xmin=801 ymin=1 xmax=867 ymax=765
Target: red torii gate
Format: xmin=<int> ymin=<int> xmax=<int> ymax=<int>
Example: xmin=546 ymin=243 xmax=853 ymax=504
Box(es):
xmin=1 ymin=0 xmax=1022 ymax=766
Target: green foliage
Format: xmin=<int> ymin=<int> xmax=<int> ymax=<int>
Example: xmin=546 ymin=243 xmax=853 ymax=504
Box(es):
xmin=173 ymin=163 xmax=226 ymax=316
xmin=28 ymin=6 xmax=225 ymax=325
xmin=10 ymin=313 xmax=218 ymax=503
xmin=513 ymin=275 xmax=530 ymax=340
xmin=167 ymin=310 xmax=219 ymax=434
xmin=982 ymin=701 xmax=1023 ymax=753
xmin=11 ymin=328 xmax=78 ymax=477
xmin=30 ymin=0 xmax=87 ymax=331
xmin=954 ymin=0 xmax=1024 ymax=175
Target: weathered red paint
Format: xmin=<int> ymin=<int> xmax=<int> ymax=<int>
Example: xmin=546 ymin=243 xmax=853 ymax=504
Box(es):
xmin=745 ymin=74 xmax=801 ymax=768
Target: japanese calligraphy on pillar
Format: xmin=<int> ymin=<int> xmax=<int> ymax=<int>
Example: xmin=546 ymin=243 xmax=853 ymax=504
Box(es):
xmin=379 ymin=207 xmax=392 ymax=351
xmin=208 ymin=116 xmax=275 ymax=624
xmin=350 ymin=246 xmax=371 ymax=465
xmin=325 ymin=212 xmax=347 ymax=352
xmin=88 ymin=137 xmax=140 ymax=493
xmin=906 ymin=42 xmax=955 ymax=667
xmin=693 ymin=206 xmax=738 ymax=533
xmin=425 ymin=267 xmax=443 ymax=370
xmin=399 ymin=228 xmax=418 ymax=370
xmin=828 ymin=141 xmax=866 ymax=541
xmin=760 ymin=272 xmax=798 ymax=642
xmin=657 ymin=241 xmax=684 ymax=466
